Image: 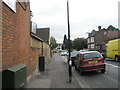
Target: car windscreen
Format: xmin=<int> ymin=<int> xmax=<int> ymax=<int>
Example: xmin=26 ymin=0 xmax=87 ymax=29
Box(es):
xmin=83 ymin=52 xmax=102 ymax=60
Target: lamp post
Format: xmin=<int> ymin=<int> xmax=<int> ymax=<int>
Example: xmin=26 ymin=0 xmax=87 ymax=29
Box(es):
xmin=67 ymin=0 xmax=72 ymax=83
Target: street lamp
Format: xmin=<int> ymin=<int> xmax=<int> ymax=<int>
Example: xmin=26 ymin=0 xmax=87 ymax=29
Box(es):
xmin=67 ymin=0 xmax=72 ymax=83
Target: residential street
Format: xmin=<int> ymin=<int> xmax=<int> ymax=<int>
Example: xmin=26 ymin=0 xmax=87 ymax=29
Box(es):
xmin=1 ymin=1 xmax=120 ymax=89
xmin=73 ymin=60 xmax=119 ymax=88
xmin=28 ymin=53 xmax=120 ymax=89
xmin=27 ymin=53 xmax=81 ymax=88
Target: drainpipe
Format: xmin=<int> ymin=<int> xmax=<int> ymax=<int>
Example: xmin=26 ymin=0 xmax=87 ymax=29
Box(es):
xmin=42 ymin=41 xmax=43 ymax=56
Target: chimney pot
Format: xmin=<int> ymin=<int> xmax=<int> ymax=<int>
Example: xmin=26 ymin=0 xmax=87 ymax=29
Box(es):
xmin=98 ymin=26 xmax=101 ymax=31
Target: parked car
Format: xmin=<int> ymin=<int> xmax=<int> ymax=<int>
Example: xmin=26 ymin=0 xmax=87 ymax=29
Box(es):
xmin=60 ymin=50 xmax=68 ymax=56
xmin=74 ymin=51 xmax=106 ymax=75
xmin=79 ymin=49 xmax=89 ymax=52
xmin=71 ymin=51 xmax=80 ymax=66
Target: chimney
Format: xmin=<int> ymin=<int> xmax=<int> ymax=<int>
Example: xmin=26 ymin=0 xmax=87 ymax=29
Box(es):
xmin=98 ymin=26 xmax=101 ymax=31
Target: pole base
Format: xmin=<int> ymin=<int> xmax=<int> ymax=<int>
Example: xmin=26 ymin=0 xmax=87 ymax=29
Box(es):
xmin=69 ymin=77 xmax=72 ymax=83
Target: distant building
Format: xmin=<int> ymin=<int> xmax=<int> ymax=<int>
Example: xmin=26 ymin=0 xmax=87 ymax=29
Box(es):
xmin=87 ymin=30 xmax=98 ymax=51
xmin=36 ymin=28 xmax=50 ymax=44
xmin=56 ymin=43 xmax=63 ymax=50
xmin=87 ymin=26 xmax=119 ymax=53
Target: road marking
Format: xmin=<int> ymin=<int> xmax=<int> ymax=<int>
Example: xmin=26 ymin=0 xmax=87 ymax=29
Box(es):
xmin=62 ymin=56 xmax=91 ymax=88
xmin=74 ymin=73 xmax=85 ymax=88
xmin=73 ymin=69 xmax=91 ymax=88
xmin=61 ymin=56 xmax=67 ymax=63
xmin=105 ymin=63 xmax=120 ymax=68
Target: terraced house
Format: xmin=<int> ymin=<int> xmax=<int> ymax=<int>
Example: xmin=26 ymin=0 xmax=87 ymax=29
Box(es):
xmin=87 ymin=26 xmax=119 ymax=53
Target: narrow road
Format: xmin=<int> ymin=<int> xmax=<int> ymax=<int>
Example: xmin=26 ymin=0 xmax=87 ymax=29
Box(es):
xmin=61 ymin=54 xmax=120 ymax=88
xmin=28 ymin=53 xmax=119 ymax=89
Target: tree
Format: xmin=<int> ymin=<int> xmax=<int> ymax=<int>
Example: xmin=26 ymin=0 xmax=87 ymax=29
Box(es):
xmin=50 ymin=37 xmax=58 ymax=49
xmin=63 ymin=34 xmax=68 ymax=49
xmin=62 ymin=34 xmax=73 ymax=50
xmin=72 ymin=38 xmax=87 ymax=50
xmin=107 ymin=25 xmax=120 ymax=31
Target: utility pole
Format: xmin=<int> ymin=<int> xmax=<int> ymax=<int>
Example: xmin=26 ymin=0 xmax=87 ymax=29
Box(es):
xmin=67 ymin=0 xmax=72 ymax=83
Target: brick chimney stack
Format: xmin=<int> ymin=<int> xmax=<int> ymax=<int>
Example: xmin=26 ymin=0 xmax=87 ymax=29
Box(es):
xmin=98 ymin=26 xmax=101 ymax=31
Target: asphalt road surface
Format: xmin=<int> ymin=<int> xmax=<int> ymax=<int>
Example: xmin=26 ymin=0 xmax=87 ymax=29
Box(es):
xmin=59 ymin=53 xmax=120 ymax=89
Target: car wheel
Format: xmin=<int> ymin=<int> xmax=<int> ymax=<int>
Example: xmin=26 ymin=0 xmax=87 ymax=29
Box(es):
xmin=101 ymin=69 xmax=105 ymax=73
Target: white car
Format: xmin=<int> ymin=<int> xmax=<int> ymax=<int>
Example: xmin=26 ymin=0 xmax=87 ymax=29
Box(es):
xmin=60 ymin=50 xmax=68 ymax=56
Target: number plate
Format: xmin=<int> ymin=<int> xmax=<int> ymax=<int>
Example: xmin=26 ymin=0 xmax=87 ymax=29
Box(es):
xmin=88 ymin=60 xmax=98 ymax=63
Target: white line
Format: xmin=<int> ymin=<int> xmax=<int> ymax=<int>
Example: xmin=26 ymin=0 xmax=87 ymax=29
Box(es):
xmin=74 ymin=74 xmax=85 ymax=88
xmin=62 ymin=56 xmax=91 ymax=88
xmin=61 ymin=56 xmax=67 ymax=63
xmin=73 ymin=69 xmax=91 ymax=88
xmin=105 ymin=63 xmax=120 ymax=68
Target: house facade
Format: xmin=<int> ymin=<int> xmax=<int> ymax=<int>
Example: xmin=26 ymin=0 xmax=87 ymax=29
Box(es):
xmin=87 ymin=30 xmax=98 ymax=51
xmin=87 ymin=26 xmax=119 ymax=53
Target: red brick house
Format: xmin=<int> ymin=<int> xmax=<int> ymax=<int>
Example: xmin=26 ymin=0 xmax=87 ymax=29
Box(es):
xmin=87 ymin=26 xmax=119 ymax=53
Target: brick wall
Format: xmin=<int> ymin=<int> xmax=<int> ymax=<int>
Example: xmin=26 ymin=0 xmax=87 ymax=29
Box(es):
xmin=2 ymin=1 xmax=18 ymax=69
xmin=2 ymin=1 xmax=32 ymax=76
xmin=2 ymin=1 xmax=51 ymax=77
xmin=16 ymin=2 xmax=31 ymax=75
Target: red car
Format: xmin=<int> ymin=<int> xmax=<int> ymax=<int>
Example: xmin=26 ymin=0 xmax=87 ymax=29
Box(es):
xmin=74 ymin=51 xmax=106 ymax=75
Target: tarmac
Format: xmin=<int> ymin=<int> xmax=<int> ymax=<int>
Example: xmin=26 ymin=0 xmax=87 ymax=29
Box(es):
xmin=27 ymin=53 xmax=81 ymax=88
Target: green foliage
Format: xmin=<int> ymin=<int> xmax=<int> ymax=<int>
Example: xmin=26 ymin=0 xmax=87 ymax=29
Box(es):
xmin=63 ymin=34 xmax=68 ymax=49
xmin=107 ymin=25 xmax=120 ymax=31
xmin=72 ymin=38 xmax=87 ymax=50
xmin=62 ymin=34 xmax=73 ymax=50
xmin=50 ymin=37 xmax=58 ymax=49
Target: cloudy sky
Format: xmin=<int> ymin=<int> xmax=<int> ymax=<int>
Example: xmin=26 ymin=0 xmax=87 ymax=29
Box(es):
xmin=30 ymin=0 xmax=119 ymax=43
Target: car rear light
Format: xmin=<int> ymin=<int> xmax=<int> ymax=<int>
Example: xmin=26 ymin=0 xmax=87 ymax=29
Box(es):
xmin=96 ymin=58 xmax=104 ymax=63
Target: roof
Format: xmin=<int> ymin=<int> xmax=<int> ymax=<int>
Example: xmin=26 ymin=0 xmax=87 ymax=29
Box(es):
xmin=105 ymin=31 xmax=119 ymax=40
xmin=80 ymin=51 xmax=100 ymax=54
xmin=36 ymin=28 xmax=50 ymax=44
xmin=31 ymin=32 xmax=43 ymax=42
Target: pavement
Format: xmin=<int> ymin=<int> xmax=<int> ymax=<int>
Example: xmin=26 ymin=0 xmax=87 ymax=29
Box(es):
xmin=27 ymin=53 xmax=81 ymax=88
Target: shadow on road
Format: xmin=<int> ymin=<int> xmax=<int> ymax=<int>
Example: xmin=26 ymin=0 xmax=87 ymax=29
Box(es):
xmin=74 ymin=68 xmax=104 ymax=77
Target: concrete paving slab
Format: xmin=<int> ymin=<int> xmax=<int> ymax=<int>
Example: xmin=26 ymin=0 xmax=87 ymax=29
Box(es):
xmin=27 ymin=53 xmax=81 ymax=88
xmin=27 ymin=78 xmax=51 ymax=88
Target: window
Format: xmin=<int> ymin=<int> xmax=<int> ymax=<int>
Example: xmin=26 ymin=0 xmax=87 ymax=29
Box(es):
xmin=91 ymin=37 xmax=94 ymax=42
xmin=88 ymin=45 xmax=91 ymax=49
xmin=104 ymin=31 xmax=107 ymax=35
xmin=91 ymin=44 xmax=95 ymax=49
xmin=87 ymin=38 xmax=90 ymax=43
xmin=83 ymin=53 xmax=101 ymax=60
xmin=31 ymin=21 xmax=37 ymax=34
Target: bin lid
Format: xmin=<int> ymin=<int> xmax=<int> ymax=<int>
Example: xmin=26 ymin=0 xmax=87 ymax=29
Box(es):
xmin=7 ymin=64 xmax=27 ymax=72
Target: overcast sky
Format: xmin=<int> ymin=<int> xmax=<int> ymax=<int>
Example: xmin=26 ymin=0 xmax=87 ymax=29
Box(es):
xmin=30 ymin=0 xmax=119 ymax=43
